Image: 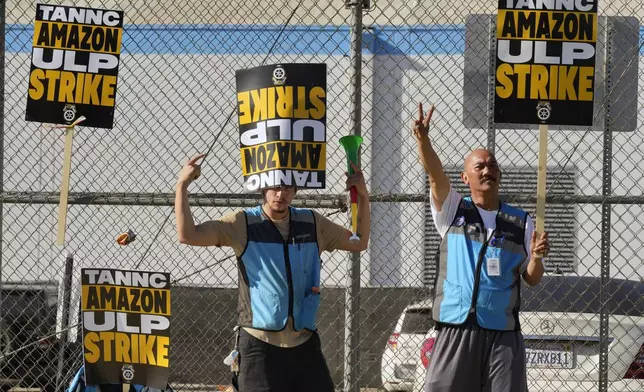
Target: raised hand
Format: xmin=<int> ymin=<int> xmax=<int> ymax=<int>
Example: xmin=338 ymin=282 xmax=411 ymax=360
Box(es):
xmin=412 ymin=102 xmax=435 ymax=142
xmin=178 ymin=154 xmax=206 ymax=184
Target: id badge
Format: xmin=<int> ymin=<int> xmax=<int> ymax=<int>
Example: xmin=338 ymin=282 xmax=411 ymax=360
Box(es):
xmin=487 ymin=258 xmax=500 ymax=276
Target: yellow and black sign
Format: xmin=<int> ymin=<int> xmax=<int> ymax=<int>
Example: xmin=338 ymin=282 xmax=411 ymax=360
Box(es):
xmin=25 ymin=4 xmax=123 ymax=128
xmin=236 ymin=64 xmax=327 ymax=191
xmin=81 ymin=268 xmax=171 ymax=389
xmin=494 ymin=0 xmax=598 ymax=126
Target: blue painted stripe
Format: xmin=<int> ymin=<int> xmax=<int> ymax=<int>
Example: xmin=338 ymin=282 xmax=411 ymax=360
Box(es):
xmin=6 ymin=24 xmax=644 ymax=55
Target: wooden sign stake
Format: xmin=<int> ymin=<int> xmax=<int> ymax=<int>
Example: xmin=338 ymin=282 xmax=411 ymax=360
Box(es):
xmin=55 ymin=116 xmax=86 ymax=246
xmin=535 ymin=124 xmax=548 ymax=258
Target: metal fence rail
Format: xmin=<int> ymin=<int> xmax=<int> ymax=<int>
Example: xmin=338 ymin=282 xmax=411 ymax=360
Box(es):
xmin=1 ymin=1 xmax=643 ymax=392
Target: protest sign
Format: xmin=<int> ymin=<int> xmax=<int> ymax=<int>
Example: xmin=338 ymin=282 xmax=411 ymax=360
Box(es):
xmin=494 ymin=0 xmax=598 ymax=125
xmin=26 ymin=3 xmax=123 ymax=128
xmin=81 ymin=268 xmax=170 ymax=388
xmin=236 ymin=63 xmax=327 ymax=191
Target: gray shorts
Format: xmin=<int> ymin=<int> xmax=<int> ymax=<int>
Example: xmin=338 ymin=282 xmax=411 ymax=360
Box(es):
xmin=424 ymin=321 xmax=528 ymax=392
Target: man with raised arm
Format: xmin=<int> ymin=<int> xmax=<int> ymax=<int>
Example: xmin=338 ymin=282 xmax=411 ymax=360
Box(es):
xmin=175 ymin=154 xmax=370 ymax=392
xmin=413 ymin=103 xmax=549 ymax=392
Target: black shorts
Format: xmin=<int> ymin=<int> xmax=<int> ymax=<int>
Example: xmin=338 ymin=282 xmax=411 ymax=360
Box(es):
xmin=234 ymin=329 xmax=334 ymax=392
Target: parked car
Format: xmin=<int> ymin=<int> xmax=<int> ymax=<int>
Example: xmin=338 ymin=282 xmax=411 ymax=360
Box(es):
xmin=381 ymin=299 xmax=437 ymax=391
xmin=411 ymin=275 xmax=644 ymax=392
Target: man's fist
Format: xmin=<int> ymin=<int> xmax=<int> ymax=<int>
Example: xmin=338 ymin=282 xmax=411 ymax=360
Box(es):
xmin=346 ymin=162 xmax=368 ymax=198
xmin=531 ymin=231 xmax=550 ymax=259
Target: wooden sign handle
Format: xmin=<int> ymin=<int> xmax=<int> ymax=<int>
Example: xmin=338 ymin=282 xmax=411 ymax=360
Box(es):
xmin=535 ymin=124 xmax=548 ymax=258
xmin=56 ymin=127 xmax=75 ymax=245
xmin=55 ymin=116 xmax=85 ymax=246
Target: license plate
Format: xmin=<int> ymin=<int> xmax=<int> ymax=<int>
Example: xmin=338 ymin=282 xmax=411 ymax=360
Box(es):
xmin=525 ymin=345 xmax=574 ymax=369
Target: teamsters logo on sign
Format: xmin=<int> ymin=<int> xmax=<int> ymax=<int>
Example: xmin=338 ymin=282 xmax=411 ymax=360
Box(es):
xmin=26 ymin=4 xmax=123 ymax=129
xmin=494 ymin=0 xmax=598 ymax=126
xmin=236 ymin=63 xmax=327 ymax=191
xmin=81 ymin=268 xmax=170 ymax=389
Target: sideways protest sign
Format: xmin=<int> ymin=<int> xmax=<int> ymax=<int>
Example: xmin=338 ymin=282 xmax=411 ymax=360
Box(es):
xmin=81 ymin=268 xmax=170 ymax=388
xmin=236 ymin=63 xmax=327 ymax=191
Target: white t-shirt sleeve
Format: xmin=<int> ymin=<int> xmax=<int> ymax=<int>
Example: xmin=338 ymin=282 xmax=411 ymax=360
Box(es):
xmin=430 ymin=186 xmax=463 ymax=238
xmin=520 ymin=214 xmax=536 ymax=273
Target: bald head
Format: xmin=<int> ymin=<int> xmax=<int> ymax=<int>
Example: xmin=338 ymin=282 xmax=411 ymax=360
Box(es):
xmin=461 ymin=148 xmax=501 ymax=197
xmin=465 ymin=149 xmax=496 ymax=170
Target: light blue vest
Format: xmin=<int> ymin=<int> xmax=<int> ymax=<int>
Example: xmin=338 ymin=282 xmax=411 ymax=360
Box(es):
xmin=237 ymin=206 xmax=321 ymax=331
xmin=432 ymin=197 xmax=528 ymax=331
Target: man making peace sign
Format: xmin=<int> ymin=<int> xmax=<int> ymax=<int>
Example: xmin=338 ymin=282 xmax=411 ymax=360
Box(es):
xmin=413 ymin=103 xmax=549 ymax=392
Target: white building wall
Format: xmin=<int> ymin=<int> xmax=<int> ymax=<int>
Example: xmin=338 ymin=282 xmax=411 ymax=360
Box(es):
xmin=2 ymin=1 xmax=643 ymax=289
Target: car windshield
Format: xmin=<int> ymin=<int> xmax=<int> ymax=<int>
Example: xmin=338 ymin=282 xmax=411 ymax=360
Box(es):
xmin=400 ymin=309 xmax=434 ymax=334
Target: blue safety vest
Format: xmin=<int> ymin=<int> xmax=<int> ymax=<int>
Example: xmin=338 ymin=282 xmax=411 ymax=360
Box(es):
xmin=432 ymin=197 xmax=528 ymax=331
xmin=237 ymin=206 xmax=321 ymax=331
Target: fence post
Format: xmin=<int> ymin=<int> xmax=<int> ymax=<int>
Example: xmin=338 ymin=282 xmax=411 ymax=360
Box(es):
xmin=344 ymin=1 xmax=364 ymax=392
xmin=55 ymin=253 xmax=74 ymax=391
xmin=599 ymin=103 xmax=611 ymax=392
xmin=0 ymin=0 xmax=6 ymax=334
xmin=598 ymin=19 xmax=614 ymax=392
xmin=486 ymin=14 xmax=496 ymax=154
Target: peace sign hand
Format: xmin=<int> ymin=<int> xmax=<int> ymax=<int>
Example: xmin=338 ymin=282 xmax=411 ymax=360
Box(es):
xmin=178 ymin=154 xmax=206 ymax=184
xmin=412 ymin=102 xmax=435 ymax=142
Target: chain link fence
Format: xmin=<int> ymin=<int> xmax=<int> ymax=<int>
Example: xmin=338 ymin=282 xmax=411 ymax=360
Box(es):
xmin=0 ymin=0 xmax=642 ymax=391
